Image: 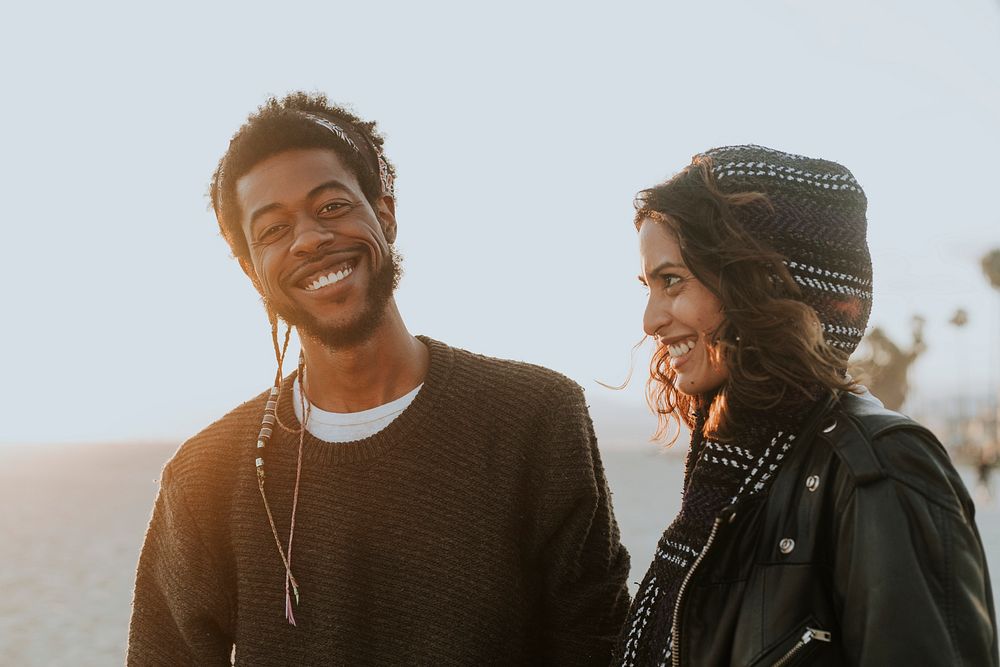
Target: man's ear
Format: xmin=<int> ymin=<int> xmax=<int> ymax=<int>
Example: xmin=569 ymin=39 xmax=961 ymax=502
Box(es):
xmin=238 ymin=256 xmax=264 ymax=294
xmin=374 ymin=195 xmax=397 ymax=244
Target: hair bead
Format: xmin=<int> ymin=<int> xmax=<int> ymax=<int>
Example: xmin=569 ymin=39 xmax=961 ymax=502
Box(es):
xmin=254 ymin=317 xmax=306 ymax=625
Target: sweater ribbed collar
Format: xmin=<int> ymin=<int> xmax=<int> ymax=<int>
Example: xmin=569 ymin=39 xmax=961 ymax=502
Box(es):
xmin=273 ymin=336 xmax=454 ymax=466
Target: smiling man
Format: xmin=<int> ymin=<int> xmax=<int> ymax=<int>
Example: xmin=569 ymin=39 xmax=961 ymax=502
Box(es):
xmin=127 ymin=93 xmax=630 ymax=666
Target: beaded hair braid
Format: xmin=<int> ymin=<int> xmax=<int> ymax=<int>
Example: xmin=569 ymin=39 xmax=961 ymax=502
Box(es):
xmin=217 ymin=98 xmax=398 ymax=626
xmin=255 ymin=310 xmax=310 ymax=625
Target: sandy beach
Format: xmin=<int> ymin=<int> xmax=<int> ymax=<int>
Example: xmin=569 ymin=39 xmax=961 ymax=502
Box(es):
xmin=1 ymin=441 xmax=997 ymax=665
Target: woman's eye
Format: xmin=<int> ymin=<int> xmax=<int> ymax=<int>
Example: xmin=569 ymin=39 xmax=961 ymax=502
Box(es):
xmin=662 ymin=274 xmax=683 ymax=289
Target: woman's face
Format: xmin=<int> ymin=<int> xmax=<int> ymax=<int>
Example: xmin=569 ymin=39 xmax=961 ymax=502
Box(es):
xmin=638 ymin=219 xmax=729 ymax=396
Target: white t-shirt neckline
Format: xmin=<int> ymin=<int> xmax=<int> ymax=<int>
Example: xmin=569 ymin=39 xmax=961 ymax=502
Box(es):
xmin=292 ymin=378 xmax=423 ymax=443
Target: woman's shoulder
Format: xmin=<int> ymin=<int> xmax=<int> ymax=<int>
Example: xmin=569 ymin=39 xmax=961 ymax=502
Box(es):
xmin=823 ymin=392 xmax=970 ymax=514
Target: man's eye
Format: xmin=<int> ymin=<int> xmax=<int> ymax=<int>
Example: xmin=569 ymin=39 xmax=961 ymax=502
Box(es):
xmin=319 ymin=201 xmax=350 ymax=216
xmin=256 ymin=224 xmax=288 ymax=243
xmin=662 ymin=274 xmax=683 ymax=289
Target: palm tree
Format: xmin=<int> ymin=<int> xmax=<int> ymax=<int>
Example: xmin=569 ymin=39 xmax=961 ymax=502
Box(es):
xmin=851 ymin=316 xmax=926 ymax=411
xmin=983 ymin=249 xmax=1000 ymax=290
xmin=983 ymin=249 xmax=1000 ymax=452
xmin=951 ymin=308 xmax=970 ymax=447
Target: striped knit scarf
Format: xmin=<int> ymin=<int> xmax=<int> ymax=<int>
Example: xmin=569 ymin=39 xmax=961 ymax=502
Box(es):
xmin=615 ymin=408 xmax=804 ymax=666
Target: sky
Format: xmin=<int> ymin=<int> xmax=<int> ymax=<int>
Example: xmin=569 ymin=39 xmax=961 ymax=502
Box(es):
xmin=2 ymin=0 xmax=999 ymax=445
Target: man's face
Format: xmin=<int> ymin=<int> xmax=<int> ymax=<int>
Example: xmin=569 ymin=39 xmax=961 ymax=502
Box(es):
xmin=236 ymin=148 xmax=400 ymax=348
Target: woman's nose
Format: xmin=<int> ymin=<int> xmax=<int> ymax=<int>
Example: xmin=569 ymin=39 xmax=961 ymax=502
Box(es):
xmin=643 ymin=296 xmax=671 ymax=338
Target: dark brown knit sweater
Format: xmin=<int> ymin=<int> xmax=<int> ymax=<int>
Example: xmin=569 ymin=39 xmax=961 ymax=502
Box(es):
xmin=127 ymin=338 xmax=631 ymax=666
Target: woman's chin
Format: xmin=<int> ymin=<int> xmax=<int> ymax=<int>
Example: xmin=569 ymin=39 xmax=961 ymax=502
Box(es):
xmin=673 ymin=375 xmax=726 ymax=398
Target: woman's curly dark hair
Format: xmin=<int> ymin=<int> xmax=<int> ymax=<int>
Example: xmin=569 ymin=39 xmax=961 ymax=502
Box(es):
xmin=636 ymin=155 xmax=856 ymax=442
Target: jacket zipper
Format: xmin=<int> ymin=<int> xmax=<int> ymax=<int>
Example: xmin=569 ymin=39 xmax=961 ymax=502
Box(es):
xmin=771 ymin=628 xmax=833 ymax=667
xmin=670 ymin=516 xmax=722 ymax=667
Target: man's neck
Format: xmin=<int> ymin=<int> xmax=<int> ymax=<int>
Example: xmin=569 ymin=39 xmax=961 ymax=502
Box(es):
xmin=299 ymin=302 xmax=429 ymax=413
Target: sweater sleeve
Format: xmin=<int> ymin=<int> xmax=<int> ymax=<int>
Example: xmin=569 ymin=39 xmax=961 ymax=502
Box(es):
xmin=127 ymin=464 xmax=234 ymax=666
xmin=832 ymin=430 xmax=998 ymax=666
xmin=533 ymin=381 xmax=632 ymax=666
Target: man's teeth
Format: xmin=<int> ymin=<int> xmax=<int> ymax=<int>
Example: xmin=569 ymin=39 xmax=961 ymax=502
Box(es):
xmin=667 ymin=339 xmax=696 ymax=358
xmin=305 ymin=266 xmax=354 ymax=291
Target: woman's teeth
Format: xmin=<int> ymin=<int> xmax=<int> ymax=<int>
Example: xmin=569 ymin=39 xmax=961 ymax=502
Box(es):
xmin=667 ymin=339 xmax=696 ymax=358
xmin=305 ymin=266 xmax=354 ymax=291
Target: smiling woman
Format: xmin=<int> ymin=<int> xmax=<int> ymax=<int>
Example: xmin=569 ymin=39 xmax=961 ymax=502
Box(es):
xmin=637 ymin=221 xmax=729 ymax=398
xmin=615 ymin=145 xmax=997 ymax=666
xmin=634 ymin=154 xmax=857 ymax=442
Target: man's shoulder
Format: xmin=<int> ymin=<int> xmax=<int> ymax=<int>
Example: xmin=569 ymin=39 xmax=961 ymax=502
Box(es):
xmin=445 ymin=341 xmax=583 ymax=405
xmin=433 ymin=341 xmax=597 ymax=465
xmin=164 ymin=386 xmax=271 ymax=482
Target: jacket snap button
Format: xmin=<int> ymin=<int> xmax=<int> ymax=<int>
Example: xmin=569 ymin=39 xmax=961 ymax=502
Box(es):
xmin=806 ymin=475 xmax=820 ymax=492
xmin=779 ymin=538 xmax=795 ymax=554
xmin=822 ymin=419 xmax=837 ymax=433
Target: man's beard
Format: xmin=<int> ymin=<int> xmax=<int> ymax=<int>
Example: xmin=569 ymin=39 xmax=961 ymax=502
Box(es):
xmin=270 ymin=248 xmax=403 ymax=350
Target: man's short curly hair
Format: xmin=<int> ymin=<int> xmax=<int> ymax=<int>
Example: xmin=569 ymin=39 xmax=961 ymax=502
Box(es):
xmin=210 ymin=92 xmax=396 ymax=263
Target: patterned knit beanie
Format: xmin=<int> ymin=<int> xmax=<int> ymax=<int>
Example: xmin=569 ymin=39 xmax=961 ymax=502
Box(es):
xmin=700 ymin=144 xmax=872 ymax=355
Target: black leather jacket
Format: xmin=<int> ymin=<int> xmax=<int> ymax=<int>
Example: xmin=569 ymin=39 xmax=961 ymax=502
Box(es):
xmin=670 ymin=392 xmax=998 ymax=666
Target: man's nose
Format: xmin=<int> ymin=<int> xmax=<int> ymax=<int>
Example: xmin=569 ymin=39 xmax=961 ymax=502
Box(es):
xmin=289 ymin=217 xmax=334 ymax=257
